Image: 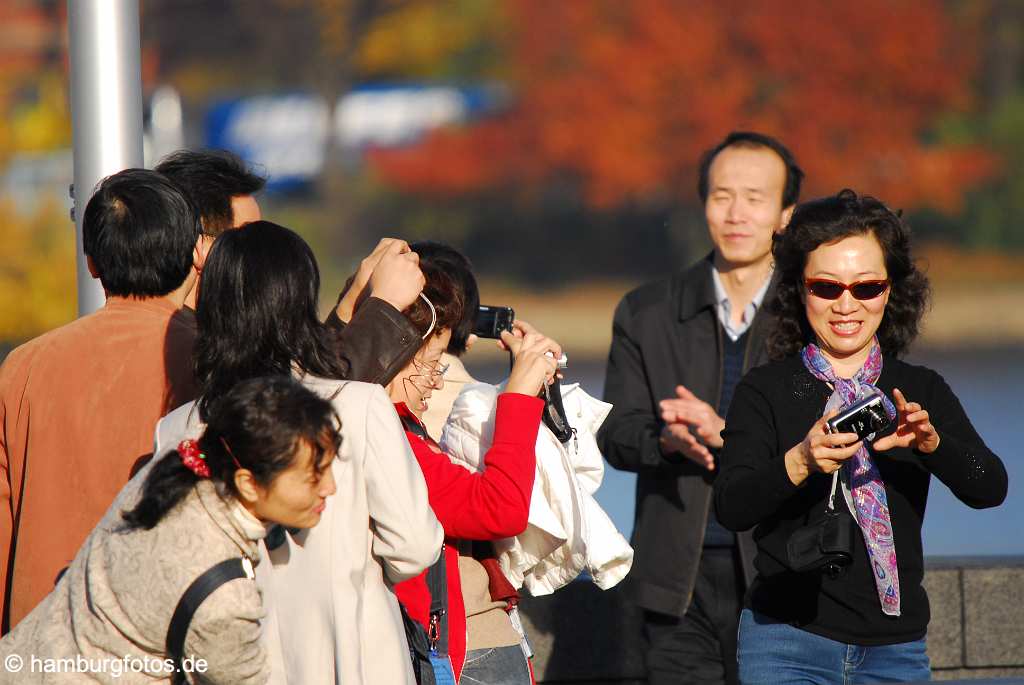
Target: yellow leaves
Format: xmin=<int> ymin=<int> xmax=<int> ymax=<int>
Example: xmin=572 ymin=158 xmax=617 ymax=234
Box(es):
xmin=9 ymin=73 xmax=71 ymax=153
xmin=0 ymin=65 xmax=76 ymax=343
xmin=358 ymin=1 xmax=502 ymax=77
xmin=0 ymin=197 xmax=77 ymax=342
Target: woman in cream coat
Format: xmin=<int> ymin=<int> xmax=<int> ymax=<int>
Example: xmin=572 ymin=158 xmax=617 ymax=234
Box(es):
xmin=159 ymin=221 xmax=442 ymax=685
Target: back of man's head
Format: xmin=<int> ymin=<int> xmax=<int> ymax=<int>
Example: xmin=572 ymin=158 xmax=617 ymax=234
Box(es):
xmin=83 ymin=168 xmax=201 ymax=299
xmin=411 ymin=241 xmax=479 ymax=357
xmin=697 ymin=131 xmax=804 ymax=208
xmin=156 ymin=149 xmax=265 ymax=235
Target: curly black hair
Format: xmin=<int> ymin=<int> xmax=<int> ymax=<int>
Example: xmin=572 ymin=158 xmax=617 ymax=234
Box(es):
xmin=768 ymin=189 xmax=931 ymax=360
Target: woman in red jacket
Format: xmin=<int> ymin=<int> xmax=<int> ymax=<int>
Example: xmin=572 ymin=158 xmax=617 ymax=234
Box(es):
xmin=386 ymin=258 xmax=560 ymax=684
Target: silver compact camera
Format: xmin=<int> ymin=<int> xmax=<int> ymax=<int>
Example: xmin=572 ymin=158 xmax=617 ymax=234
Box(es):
xmin=825 ymin=389 xmax=892 ymax=441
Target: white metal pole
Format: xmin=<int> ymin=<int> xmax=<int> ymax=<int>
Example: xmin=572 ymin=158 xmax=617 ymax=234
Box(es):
xmin=68 ymin=0 xmax=144 ymax=316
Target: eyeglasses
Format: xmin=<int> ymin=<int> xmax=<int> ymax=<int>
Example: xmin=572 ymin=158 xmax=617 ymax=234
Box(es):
xmin=412 ymin=357 xmax=449 ymax=388
xmin=804 ymin=278 xmax=890 ymax=301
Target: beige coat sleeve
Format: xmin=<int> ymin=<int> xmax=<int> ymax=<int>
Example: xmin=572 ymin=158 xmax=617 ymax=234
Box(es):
xmin=360 ymin=384 xmax=443 ymax=583
xmin=183 ymin=577 xmax=268 ymax=684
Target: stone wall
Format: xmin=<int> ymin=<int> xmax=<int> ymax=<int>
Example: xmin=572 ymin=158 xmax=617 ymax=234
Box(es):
xmin=518 ymin=557 xmax=1024 ymax=684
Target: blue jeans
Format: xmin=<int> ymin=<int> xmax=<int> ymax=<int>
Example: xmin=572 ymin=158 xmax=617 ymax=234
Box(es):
xmin=460 ymin=645 xmax=532 ymax=685
xmin=737 ymin=609 xmax=931 ymax=684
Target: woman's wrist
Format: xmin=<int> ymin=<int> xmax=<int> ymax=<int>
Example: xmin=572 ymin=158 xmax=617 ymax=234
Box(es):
xmin=784 ymin=444 xmax=810 ymax=486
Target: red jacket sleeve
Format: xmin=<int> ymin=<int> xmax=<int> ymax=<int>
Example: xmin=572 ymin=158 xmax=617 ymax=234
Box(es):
xmin=409 ymin=393 xmax=543 ymax=540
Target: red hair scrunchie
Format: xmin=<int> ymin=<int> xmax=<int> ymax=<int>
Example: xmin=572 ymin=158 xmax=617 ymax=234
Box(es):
xmin=177 ymin=439 xmax=211 ymax=478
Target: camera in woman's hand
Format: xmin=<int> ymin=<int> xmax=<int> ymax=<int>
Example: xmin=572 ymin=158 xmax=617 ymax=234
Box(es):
xmin=825 ymin=389 xmax=892 ymax=442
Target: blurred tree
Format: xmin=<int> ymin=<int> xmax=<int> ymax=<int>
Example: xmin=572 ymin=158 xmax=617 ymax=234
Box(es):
xmin=0 ymin=198 xmax=76 ymax=343
xmin=368 ymin=0 xmax=995 ymax=214
xmin=926 ymin=0 xmax=1024 ymax=250
xmin=0 ymin=1 xmax=75 ymax=346
xmin=357 ymin=0 xmax=506 ymax=79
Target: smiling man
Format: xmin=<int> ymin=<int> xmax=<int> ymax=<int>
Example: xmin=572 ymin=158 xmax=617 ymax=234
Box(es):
xmin=598 ymin=132 xmax=803 ymax=685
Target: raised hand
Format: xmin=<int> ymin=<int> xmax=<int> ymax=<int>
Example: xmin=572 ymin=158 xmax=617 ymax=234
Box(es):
xmin=872 ymin=387 xmax=940 ymax=454
xmin=503 ymin=321 xmax=561 ymax=397
xmin=369 ymin=244 xmax=425 ymax=313
xmin=334 ymin=238 xmax=423 ymax=321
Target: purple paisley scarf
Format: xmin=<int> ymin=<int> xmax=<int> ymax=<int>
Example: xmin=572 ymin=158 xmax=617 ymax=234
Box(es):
xmin=801 ymin=338 xmax=900 ymax=616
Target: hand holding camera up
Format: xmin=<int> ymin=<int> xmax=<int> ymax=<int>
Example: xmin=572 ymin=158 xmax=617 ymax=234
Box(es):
xmin=871 ymin=387 xmax=940 ymax=454
xmin=784 ymin=411 xmax=862 ymax=487
xmin=502 ymin=319 xmax=562 ymax=397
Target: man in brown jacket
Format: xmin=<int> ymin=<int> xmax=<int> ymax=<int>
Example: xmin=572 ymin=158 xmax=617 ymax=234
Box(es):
xmin=0 ymin=169 xmax=206 ymax=632
xmin=0 ymin=148 xmax=431 ymax=633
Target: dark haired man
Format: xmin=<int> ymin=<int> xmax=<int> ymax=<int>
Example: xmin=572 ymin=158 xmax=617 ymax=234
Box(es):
xmin=598 ymin=131 xmax=804 ymax=685
xmin=155 ymin=148 xmax=265 ymax=235
xmin=155 ymin=149 xmax=265 ymax=312
xmin=0 ymin=169 xmax=204 ymax=632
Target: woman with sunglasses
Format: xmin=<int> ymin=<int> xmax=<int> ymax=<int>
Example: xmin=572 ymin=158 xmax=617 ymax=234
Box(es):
xmin=383 ymin=257 xmax=560 ymax=684
xmin=714 ymin=190 xmax=1007 ymax=684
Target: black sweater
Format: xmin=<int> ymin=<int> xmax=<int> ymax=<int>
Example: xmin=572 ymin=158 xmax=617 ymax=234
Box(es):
xmin=714 ymin=354 xmax=1007 ymax=645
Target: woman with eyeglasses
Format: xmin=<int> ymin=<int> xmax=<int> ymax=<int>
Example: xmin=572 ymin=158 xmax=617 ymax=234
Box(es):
xmin=383 ymin=256 xmax=560 ymax=684
xmin=155 ymin=221 xmax=443 ymax=685
xmin=714 ymin=190 xmax=1007 ymax=684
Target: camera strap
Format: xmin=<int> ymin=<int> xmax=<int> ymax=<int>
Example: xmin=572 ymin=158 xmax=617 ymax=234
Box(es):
xmin=829 ymin=468 xmax=859 ymax=519
xmin=827 ymin=471 xmax=839 ymax=513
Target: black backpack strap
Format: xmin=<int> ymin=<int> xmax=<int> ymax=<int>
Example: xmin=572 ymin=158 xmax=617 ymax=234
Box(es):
xmin=398 ymin=413 xmax=450 ymax=657
xmin=165 ymin=557 xmax=250 ymax=682
xmin=425 ymin=549 xmax=449 ymax=656
xmin=399 ymin=413 xmax=432 ymax=444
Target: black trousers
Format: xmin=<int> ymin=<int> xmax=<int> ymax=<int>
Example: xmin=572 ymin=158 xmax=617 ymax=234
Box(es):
xmin=643 ymin=547 xmax=744 ymax=685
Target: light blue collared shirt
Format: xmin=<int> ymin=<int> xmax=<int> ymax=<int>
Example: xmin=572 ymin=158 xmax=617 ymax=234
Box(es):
xmin=711 ymin=267 xmax=773 ymax=341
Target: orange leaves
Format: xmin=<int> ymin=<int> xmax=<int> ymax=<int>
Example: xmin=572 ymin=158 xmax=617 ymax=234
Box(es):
xmin=368 ymin=0 xmax=995 ymax=213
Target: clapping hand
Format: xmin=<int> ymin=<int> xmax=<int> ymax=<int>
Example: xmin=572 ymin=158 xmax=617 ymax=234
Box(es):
xmin=660 ymin=385 xmax=726 ymax=449
xmin=659 ymin=422 xmax=715 ymax=470
xmin=657 ymin=385 xmax=725 ymax=470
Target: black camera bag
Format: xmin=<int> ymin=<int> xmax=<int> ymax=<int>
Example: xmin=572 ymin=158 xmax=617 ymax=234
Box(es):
xmin=787 ymin=471 xmax=856 ymax=576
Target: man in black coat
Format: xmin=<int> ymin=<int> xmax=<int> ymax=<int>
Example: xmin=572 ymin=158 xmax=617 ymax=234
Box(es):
xmin=598 ymin=131 xmax=803 ymax=685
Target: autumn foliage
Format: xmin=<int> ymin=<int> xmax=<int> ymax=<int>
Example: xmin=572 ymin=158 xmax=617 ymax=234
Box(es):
xmin=369 ymin=0 xmax=995 ymax=213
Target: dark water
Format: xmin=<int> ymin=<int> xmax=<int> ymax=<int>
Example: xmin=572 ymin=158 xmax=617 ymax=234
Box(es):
xmin=464 ymin=346 xmax=1024 ymax=556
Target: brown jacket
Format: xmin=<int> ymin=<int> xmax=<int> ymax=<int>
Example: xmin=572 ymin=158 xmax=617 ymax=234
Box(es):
xmin=0 ymin=296 xmax=198 ymax=632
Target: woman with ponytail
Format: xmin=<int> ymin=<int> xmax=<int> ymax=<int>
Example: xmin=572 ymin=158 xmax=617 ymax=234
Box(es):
xmin=0 ymin=376 xmax=339 ymax=684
